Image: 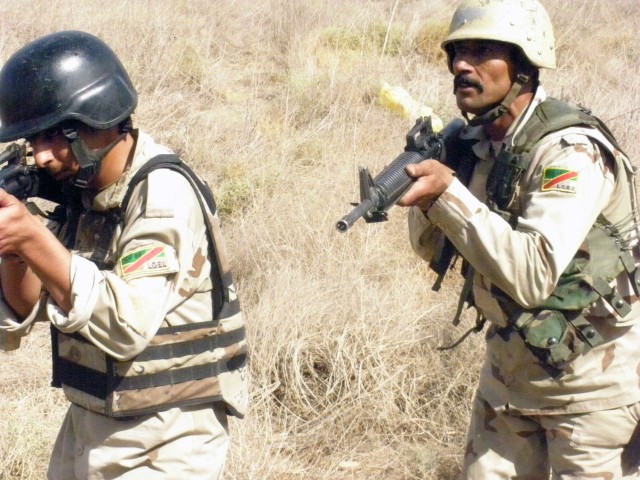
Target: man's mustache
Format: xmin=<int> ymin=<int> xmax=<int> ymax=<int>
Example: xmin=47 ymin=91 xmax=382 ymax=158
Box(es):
xmin=454 ymin=75 xmax=483 ymax=93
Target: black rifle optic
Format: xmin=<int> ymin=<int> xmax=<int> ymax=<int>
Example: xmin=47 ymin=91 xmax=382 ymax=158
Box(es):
xmin=336 ymin=117 xmax=466 ymax=232
xmin=0 ymin=142 xmax=65 ymax=203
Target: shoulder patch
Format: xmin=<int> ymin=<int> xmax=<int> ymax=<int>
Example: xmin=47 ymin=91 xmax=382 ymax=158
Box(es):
xmin=541 ymin=167 xmax=578 ymax=194
xmin=118 ymin=243 xmax=179 ymax=280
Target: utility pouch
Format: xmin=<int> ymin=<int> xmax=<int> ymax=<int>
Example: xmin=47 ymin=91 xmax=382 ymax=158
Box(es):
xmin=512 ymin=309 xmax=604 ymax=378
xmin=486 ymin=147 xmax=529 ymax=212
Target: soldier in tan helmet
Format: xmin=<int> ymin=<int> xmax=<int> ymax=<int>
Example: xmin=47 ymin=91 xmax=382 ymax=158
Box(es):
xmin=0 ymin=31 xmax=248 ymax=479
xmin=398 ymin=0 xmax=640 ymax=478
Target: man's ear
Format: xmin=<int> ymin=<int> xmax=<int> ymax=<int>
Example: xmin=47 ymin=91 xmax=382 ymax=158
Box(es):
xmin=510 ymin=47 xmax=539 ymax=85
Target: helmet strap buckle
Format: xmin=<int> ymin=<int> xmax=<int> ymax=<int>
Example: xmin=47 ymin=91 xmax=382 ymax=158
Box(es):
xmin=62 ymin=127 xmax=126 ymax=189
xmin=465 ymin=73 xmax=531 ymax=126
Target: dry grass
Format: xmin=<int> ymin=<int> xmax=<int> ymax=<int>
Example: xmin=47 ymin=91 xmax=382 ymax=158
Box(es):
xmin=0 ymin=0 xmax=638 ymax=479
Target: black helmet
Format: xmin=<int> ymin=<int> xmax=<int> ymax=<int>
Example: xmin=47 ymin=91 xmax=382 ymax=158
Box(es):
xmin=0 ymin=30 xmax=137 ymax=143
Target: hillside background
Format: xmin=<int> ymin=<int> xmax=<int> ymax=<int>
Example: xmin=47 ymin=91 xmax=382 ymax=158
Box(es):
xmin=1 ymin=0 xmax=639 ymax=479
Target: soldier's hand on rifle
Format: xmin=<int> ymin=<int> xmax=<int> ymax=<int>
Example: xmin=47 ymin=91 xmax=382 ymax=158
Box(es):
xmin=0 ymin=188 xmax=72 ymax=313
xmin=0 ymin=189 xmax=39 ymax=257
xmin=397 ymin=160 xmax=456 ymax=212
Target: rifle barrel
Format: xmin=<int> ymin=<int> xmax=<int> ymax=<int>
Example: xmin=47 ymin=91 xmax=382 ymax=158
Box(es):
xmin=336 ymin=198 xmax=374 ymax=232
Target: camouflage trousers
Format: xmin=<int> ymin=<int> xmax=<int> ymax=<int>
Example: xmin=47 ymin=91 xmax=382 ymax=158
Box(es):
xmin=47 ymin=401 xmax=230 ymax=480
xmin=462 ymin=391 xmax=640 ymax=479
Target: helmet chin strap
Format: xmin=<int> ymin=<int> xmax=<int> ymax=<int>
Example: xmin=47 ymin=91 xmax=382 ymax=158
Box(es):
xmin=464 ymin=73 xmax=530 ymax=127
xmin=62 ymin=127 xmax=127 ymax=189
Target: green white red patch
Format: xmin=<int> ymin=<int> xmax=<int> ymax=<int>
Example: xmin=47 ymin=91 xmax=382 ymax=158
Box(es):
xmin=542 ymin=167 xmax=578 ymax=194
xmin=118 ymin=244 xmax=178 ymax=280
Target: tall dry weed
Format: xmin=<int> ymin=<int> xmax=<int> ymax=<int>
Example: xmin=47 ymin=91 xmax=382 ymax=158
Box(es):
xmin=0 ymin=1 xmax=638 ymax=479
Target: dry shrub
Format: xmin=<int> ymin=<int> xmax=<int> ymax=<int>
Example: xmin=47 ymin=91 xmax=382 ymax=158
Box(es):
xmin=0 ymin=327 xmax=67 ymax=479
xmin=415 ymin=20 xmax=450 ymax=63
xmin=543 ymin=0 xmax=640 ymax=156
xmin=0 ymin=1 xmax=638 ymax=479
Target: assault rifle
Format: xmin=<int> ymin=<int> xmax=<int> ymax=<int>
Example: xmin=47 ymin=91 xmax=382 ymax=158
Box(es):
xmin=0 ymin=142 xmax=64 ymax=203
xmin=335 ymin=116 xmax=466 ymax=232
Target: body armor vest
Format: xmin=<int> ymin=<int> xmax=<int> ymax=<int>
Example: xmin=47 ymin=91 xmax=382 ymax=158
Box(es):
xmin=489 ymin=99 xmax=640 ymax=312
xmin=436 ymin=98 xmax=640 ymax=376
xmin=51 ymin=155 xmax=248 ymax=418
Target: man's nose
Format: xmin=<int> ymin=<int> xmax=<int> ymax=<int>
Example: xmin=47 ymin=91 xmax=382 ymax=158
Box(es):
xmin=31 ymin=142 xmax=52 ymax=168
xmin=452 ymin=55 xmax=473 ymax=75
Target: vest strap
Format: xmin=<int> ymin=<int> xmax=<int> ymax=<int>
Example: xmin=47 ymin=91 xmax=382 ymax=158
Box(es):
xmin=51 ymin=154 xmax=247 ymax=417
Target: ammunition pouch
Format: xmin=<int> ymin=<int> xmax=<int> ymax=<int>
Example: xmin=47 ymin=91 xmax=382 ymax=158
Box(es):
xmin=486 ymin=146 xmax=529 ymax=213
xmin=511 ymin=309 xmax=603 ymax=378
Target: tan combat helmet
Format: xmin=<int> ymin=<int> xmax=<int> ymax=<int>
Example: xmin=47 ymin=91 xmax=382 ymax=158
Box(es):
xmin=442 ymin=0 xmax=556 ymax=72
xmin=441 ymin=0 xmax=556 ymax=125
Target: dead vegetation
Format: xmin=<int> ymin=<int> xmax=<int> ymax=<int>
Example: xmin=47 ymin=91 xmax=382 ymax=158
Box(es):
xmin=0 ymin=1 xmax=638 ymax=478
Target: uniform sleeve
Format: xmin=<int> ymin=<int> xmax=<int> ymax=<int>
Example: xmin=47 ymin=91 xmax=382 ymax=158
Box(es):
xmin=45 ymin=170 xmax=208 ymax=361
xmin=0 ymin=209 xmax=63 ymax=351
xmin=0 ymin=293 xmax=30 ymax=351
xmin=407 ymin=205 xmax=445 ymax=262
xmin=0 ymin=281 xmax=44 ymax=351
xmin=426 ymin=131 xmax=615 ymax=308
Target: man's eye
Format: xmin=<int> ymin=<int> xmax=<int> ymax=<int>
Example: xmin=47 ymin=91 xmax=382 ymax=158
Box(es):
xmin=455 ymin=45 xmax=491 ymax=58
xmin=26 ymin=127 xmax=60 ymax=144
xmin=43 ymin=128 xmax=60 ymax=140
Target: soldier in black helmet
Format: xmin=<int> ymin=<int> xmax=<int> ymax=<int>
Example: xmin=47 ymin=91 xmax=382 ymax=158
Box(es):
xmin=0 ymin=31 xmax=248 ymax=479
xmin=398 ymin=0 xmax=640 ymax=478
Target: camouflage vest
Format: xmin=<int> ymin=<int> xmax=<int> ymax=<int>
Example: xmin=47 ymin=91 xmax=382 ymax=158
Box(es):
xmin=51 ymin=155 xmax=248 ymax=418
xmin=440 ymin=99 xmax=640 ymax=376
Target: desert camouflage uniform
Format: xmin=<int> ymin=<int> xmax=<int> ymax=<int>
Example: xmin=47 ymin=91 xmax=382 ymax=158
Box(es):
xmin=409 ymin=86 xmax=640 ymax=479
xmin=0 ymin=130 xmax=247 ymax=479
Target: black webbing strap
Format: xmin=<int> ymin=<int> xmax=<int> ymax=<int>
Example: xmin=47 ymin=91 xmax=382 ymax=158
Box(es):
xmin=121 ymin=154 xmax=225 ymax=318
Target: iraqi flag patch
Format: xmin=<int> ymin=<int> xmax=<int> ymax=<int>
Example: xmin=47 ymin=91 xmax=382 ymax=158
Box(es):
xmin=118 ymin=244 xmax=179 ymax=280
xmin=542 ymin=167 xmax=578 ymax=194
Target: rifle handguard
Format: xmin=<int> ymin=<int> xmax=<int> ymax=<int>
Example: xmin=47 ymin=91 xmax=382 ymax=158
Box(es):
xmin=336 ymin=117 xmax=465 ymax=232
